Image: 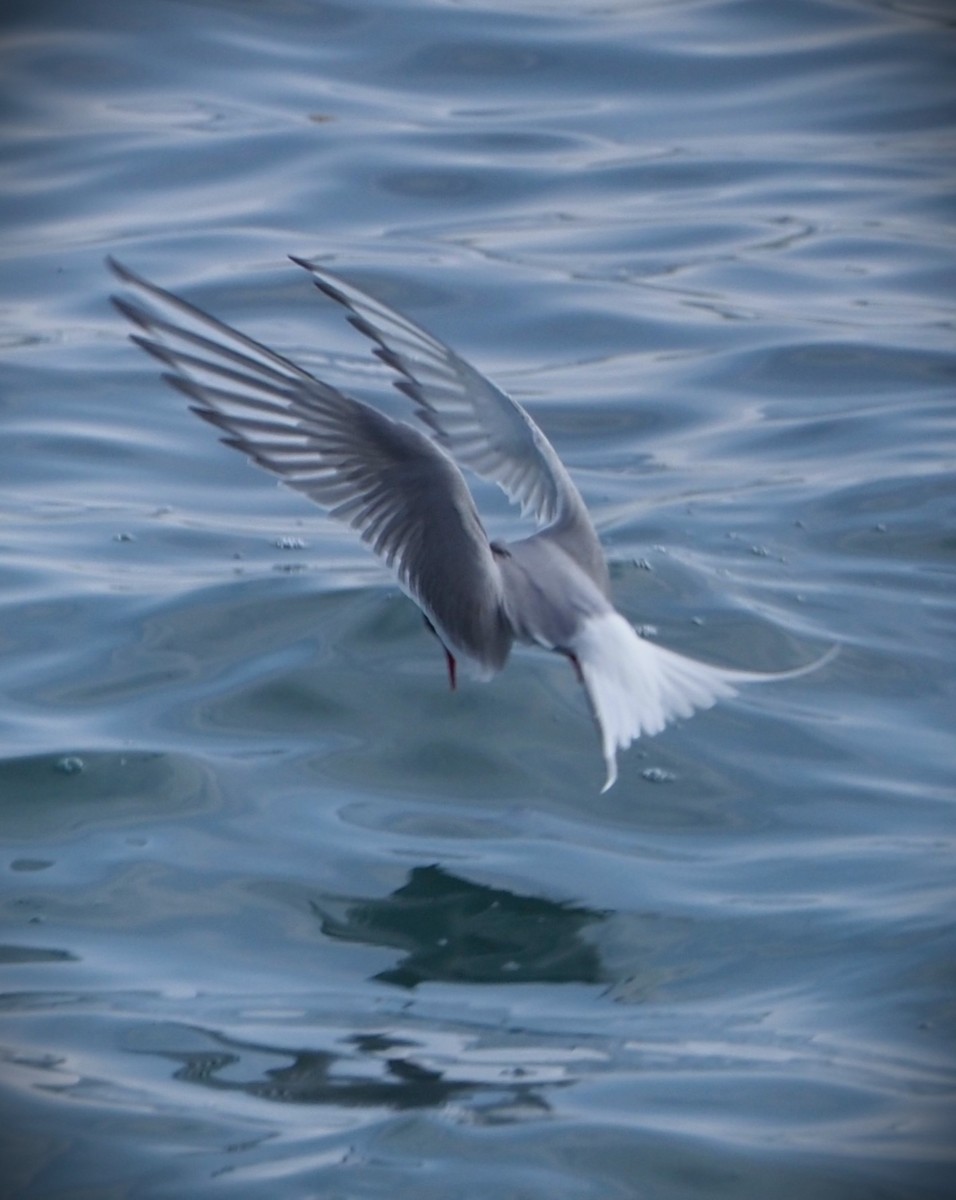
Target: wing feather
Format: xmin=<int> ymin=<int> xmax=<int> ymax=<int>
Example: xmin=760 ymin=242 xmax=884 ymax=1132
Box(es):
xmin=108 ymin=258 xmax=512 ymax=675
xmin=290 ymin=257 xmax=609 ymax=594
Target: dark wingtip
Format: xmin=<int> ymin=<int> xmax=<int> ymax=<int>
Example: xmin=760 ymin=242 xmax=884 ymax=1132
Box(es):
xmin=162 ymin=372 xmax=203 ymax=403
xmin=109 ymin=294 xmax=151 ymax=330
xmin=129 ymin=333 xmax=175 ymax=365
xmin=288 ymin=255 xmax=354 ymax=307
xmin=105 ymin=255 xmax=141 ymax=286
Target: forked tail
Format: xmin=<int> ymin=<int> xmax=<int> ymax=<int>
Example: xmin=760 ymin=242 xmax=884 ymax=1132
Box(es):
xmin=570 ymin=612 xmax=837 ymax=792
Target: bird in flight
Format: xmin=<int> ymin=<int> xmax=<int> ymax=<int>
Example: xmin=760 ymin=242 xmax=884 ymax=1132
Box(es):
xmin=109 ymin=256 xmax=833 ymax=790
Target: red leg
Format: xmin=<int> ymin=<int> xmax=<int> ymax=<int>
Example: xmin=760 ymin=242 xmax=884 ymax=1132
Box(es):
xmin=565 ymin=650 xmax=583 ymax=684
xmin=424 ymin=615 xmax=457 ymax=691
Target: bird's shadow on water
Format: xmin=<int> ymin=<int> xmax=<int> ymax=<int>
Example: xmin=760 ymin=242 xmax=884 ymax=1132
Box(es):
xmin=312 ymin=862 xmax=609 ymax=989
xmin=102 ymin=869 xmax=606 ymax=1134
xmin=117 ymin=865 xmax=609 ymax=1120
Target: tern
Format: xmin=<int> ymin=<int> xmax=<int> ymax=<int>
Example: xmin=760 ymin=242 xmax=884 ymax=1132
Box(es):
xmin=109 ymin=256 xmax=833 ymax=790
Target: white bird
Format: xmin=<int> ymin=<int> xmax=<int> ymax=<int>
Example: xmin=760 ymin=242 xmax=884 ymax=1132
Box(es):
xmin=109 ymin=256 xmax=834 ymax=790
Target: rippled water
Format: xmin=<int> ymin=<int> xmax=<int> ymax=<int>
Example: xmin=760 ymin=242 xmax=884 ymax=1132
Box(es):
xmin=2 ymin=0 xmax=955 ymax=1196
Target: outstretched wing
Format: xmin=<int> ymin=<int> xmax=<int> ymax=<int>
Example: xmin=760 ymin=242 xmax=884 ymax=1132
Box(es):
xmin=290 ymin=257 xmax=610 ymax=595
xmin=108 ymin=258 xmax=512 ymax=675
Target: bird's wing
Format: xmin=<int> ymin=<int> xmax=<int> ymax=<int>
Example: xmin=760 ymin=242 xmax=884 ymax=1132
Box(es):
xmin=108 ymin=258 xmax=512 ymax=675
xmin=290 ymin=257 xmax=609 ymax=594
xmin=571 ymin=612 xmax=838 ymax=791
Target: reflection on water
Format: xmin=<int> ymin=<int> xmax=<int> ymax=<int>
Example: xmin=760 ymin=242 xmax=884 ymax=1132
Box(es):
xmin=316 ymin=864 xmax=607 ymax=988
xmin=143 ymin=1021 xmax=559 ymax=1115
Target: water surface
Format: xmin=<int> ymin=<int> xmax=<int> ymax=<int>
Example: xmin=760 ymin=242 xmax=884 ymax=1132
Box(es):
xmin=1 ymin=0 xmax=955 ymax=1196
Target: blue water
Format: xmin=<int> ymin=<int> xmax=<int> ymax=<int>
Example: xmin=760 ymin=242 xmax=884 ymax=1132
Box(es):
xmin=2 ymin=0 xmax=955 ymax=1196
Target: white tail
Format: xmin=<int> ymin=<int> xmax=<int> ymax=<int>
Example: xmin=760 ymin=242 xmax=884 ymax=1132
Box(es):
xmin=571 ymin=612 xmax=836 ymax=792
